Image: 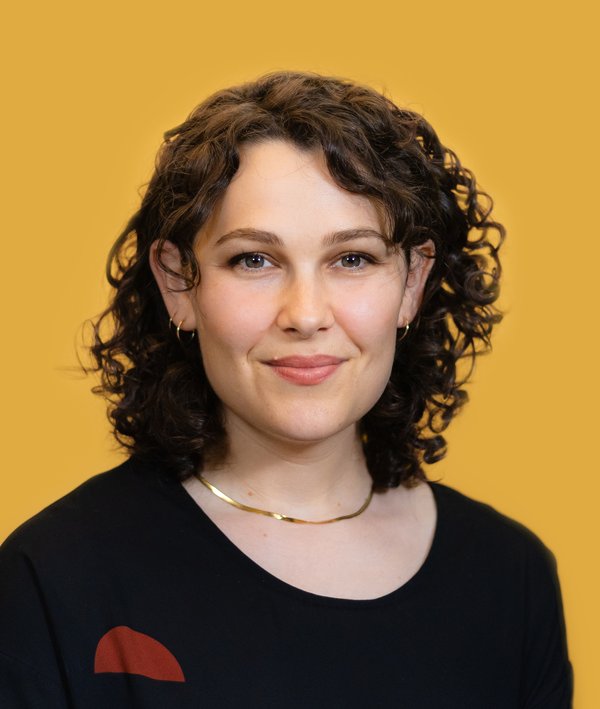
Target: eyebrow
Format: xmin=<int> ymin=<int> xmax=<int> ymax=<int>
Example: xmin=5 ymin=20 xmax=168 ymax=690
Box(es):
xmin=214 ymin=227 xmax=391 ymax=248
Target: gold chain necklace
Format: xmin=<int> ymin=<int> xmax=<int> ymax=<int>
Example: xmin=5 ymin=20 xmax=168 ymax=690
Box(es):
xmin=196 ymin=474 xmax=374 ymax=525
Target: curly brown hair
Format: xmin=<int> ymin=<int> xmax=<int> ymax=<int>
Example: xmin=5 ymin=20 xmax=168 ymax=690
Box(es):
xmin=89 ymin=70 xmax=504 ymax=489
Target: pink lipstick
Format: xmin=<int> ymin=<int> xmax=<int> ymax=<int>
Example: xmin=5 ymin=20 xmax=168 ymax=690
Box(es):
xmin=264 ymin=355 xmax=345 ymax=386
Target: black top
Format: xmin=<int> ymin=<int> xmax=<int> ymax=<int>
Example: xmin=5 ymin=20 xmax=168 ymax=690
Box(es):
xmin=0 ymin=457 xmax=573 ymax=708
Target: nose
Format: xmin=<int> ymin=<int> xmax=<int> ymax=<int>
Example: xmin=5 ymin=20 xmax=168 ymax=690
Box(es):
xmin=275 ymin=271 xmax=335 ymax=338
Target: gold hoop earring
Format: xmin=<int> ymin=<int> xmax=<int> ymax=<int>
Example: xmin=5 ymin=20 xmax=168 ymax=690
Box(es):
xmin=176 ymin=320 xmax=196 ymax=344
xmin=397 ymin=322 xmax=410 ymax=341
xmin=169 ymin=315 xmax=196 ymax=344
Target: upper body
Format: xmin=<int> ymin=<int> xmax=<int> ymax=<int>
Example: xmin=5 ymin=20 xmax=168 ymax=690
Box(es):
xmin=0 ymin=71 xmax=574 ymax=706
xmin=0 ymin=456 xmax=573 ymax=708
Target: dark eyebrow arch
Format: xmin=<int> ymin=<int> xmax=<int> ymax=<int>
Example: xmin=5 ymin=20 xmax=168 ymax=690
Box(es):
xmin=214 ymin=227 xmax=391 ymax=248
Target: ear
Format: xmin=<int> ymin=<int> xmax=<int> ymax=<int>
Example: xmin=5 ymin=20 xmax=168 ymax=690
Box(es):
xmin=149 ymin=240 xmax=198 ymax=330
xmin=397 ymin=239 xmax=436 ymax=327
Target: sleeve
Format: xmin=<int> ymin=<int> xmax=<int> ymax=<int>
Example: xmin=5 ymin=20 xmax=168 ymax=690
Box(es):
xmin=520 ymin=539 xmax=574 ymax=709
xmin=0 ymin=537 xmax=70 ymax=708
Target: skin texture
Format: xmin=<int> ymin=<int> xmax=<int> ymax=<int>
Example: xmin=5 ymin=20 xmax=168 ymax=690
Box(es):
xmin=151 ymin=139 xmax=434 ymax=519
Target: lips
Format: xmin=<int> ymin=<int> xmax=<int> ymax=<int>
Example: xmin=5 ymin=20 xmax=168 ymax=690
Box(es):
xmin=265 ymin=355 xmax=345 ymax=367
xmin=264 ymin=355 xmax=345 ymax=385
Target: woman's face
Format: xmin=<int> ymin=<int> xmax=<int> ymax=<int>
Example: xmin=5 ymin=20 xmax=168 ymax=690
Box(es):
xmin=156 ymin=139 xmax=433 ymax=447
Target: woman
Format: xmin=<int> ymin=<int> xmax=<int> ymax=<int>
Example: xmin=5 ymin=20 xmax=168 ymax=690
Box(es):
xmin=0 ymin=71 xmax=573 ymax=707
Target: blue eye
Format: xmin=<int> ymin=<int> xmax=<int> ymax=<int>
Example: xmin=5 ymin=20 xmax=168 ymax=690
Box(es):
xmin=242 ymin=254 xmax=266 ymax=269
xmin=341 ymin=254 xmax=362 ymax=268
xmin=339 ymin=253 xmax=373 ymax=269
xmin=229 ymin=252 xmax=272 ymax=270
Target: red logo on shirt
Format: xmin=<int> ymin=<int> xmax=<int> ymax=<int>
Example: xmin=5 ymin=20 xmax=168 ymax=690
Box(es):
xmin=94 ymin=625 xmax=185 ymax=682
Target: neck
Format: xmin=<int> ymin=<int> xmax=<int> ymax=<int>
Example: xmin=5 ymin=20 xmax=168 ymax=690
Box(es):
xmin=202 ymin=412 xmax=372 ymax=519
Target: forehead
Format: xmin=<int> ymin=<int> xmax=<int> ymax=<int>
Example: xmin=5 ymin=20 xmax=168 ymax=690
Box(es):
xmin=197 ymin=139 xmax=385 ymax=243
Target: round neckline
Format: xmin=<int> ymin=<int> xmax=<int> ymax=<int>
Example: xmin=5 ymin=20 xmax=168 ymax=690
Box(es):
xmin=158 ymin=465 xmax=445 ymax=608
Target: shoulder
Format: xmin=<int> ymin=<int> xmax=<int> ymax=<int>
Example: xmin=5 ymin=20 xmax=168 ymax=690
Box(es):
xmin=427 ymin=481 xmax=567 ymax=648
xmin=430 ymin=482 xmax=573 ymax=703
xmin=0 ymin=456 xmax=168 ymax=562
xmin=429 ymin=480 xmax=558 ymax=572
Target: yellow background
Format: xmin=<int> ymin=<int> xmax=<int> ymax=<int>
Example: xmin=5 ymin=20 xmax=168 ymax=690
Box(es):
xmin=2 ymin=0 xmax=597 ymax=704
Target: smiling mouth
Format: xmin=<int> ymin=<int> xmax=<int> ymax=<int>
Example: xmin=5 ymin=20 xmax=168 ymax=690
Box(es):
xmin=264 ymin=355 xmax=345 ymax=386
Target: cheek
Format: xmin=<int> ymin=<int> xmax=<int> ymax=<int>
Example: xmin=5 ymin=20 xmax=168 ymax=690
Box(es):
xmin=194 ymin=283 xmax=275 ymax=354
xmin=337 ymin=287 xmax=401 ymax=351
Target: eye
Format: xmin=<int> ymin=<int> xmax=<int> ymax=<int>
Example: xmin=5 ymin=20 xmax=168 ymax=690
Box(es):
xmin=337 ymin=252 xmax=375 ymax=269
xmin=229 ymin=252 xmax=274 ymax=271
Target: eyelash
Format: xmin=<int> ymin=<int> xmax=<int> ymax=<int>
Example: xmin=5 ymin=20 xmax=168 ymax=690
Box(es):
xmin=228 ymin=252 xmax=378 ymax=272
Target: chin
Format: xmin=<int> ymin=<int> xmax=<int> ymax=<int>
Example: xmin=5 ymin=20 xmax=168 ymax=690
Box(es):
xmin=258 ymin=412 xmax=358 ymax=446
